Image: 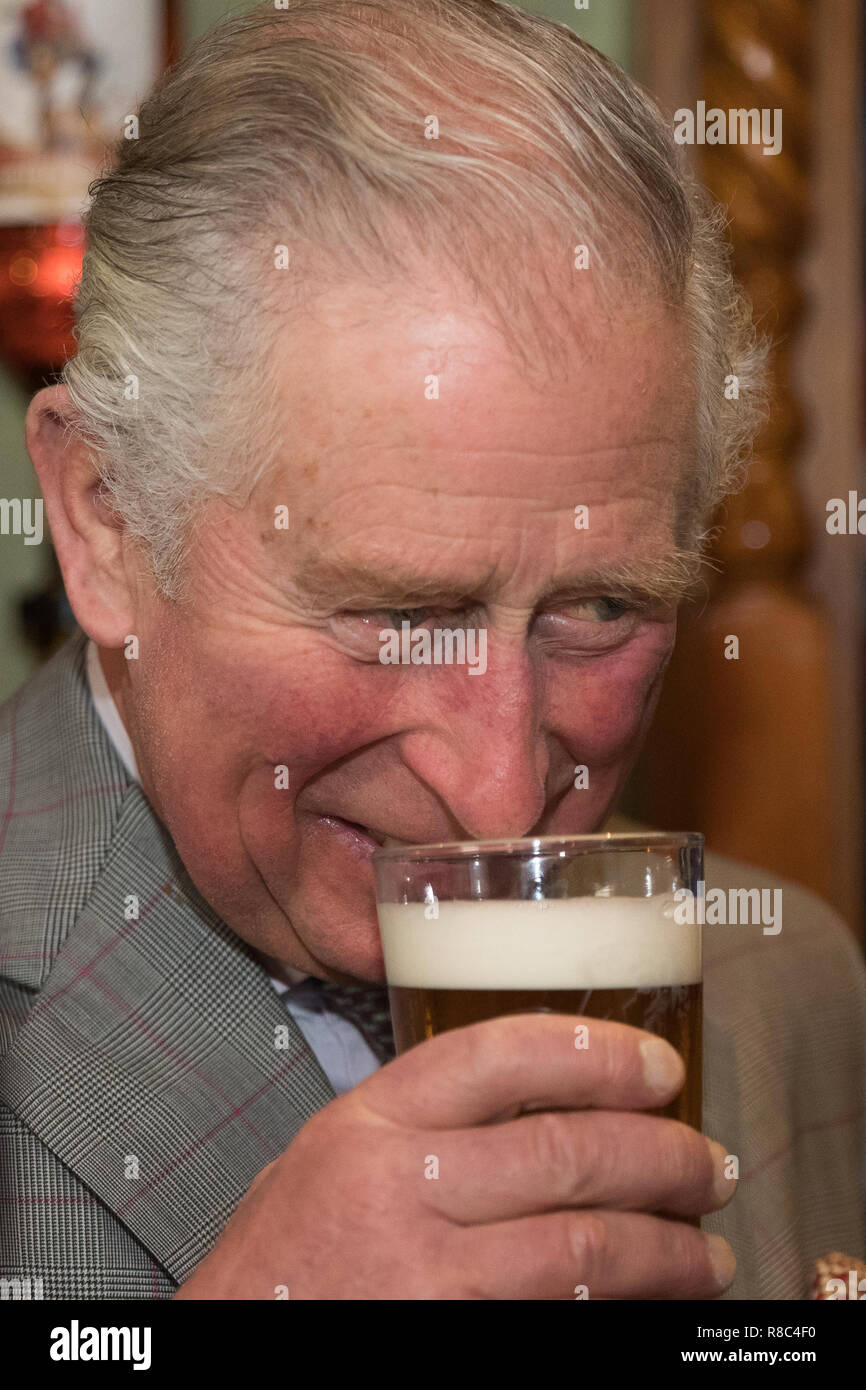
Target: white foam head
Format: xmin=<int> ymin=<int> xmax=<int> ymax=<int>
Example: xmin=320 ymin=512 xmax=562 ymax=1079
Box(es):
xmin=377 ymin=896 xmax=700 ymax=989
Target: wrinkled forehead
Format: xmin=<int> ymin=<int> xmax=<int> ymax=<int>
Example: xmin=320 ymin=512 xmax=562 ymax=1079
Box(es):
xmin=266 ymin=273 xmax=697 ymax=495
xmin=235 ymin=276 xmax=700 ymax=606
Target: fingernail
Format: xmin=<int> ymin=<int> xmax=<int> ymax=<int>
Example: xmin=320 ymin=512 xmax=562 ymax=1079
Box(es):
xmin=639 ymin=1037 xmax=684 ymax=1096
xmin=704 ymin=1232 xmax=736 ymax=1290
xmin=707 ymin=1139 xmax=737 ymax=1206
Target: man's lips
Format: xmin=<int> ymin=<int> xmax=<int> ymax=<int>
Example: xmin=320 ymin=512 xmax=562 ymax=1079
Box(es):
xmin=316 ymin=815 xmax=409 ymax=852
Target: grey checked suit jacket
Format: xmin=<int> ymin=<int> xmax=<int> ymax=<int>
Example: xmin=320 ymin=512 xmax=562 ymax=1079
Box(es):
xmin=1 ymin=632 xmax=864 ymax=1299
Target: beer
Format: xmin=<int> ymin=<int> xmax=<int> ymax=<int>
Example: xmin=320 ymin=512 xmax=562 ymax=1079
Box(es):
xmin=378 ymin=896 xmax=701 ymax=1127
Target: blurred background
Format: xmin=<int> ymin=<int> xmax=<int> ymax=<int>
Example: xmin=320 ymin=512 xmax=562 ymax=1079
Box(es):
xmin=0 ymin=0 xmax=862 ymax=937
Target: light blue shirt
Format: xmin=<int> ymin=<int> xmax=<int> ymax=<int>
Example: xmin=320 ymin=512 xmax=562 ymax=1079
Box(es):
xmin=267 ymin=976 xmax=381 ymax=1094
xmin=85 ymin=639 xmax=382 ymax=1096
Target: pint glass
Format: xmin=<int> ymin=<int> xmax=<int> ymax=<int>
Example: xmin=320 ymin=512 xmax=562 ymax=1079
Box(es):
xmin=372 ymin=832 xmax=703 ymax=1128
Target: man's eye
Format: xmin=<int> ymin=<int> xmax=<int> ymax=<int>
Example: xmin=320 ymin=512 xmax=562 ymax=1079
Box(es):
xmin=326 ymin=607 xmax=441 ymax=660
xmin=384 ymin=608 xmax=436 ymax=629
xmin=534 ymin=596 xmax=642 ymax=655
xmin=564 ymin=597 xmax=632 ymax=623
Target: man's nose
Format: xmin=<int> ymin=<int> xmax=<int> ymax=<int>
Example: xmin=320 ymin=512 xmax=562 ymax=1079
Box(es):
xmin=397 ymin=649 xmax=550 ymax=840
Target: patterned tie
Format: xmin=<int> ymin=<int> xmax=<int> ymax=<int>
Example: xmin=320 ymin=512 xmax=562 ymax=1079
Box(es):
xmin=317 ymin=980 xmax=397 ymax=1064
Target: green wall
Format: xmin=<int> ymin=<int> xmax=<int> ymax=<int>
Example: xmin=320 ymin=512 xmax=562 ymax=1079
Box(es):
xmin=185 ymin=0 xmax=632 ymax=65
xmin=0 ymin=0 xmax=632 ymax=701
xmin=518 ymin=0 xmax=632 ymax=68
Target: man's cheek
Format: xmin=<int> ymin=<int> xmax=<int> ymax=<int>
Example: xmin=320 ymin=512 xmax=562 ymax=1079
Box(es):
xmin=554 ymin=639 xmax=674 ymax=764
xmin=215 ymin=643 xmax=390 ymax=758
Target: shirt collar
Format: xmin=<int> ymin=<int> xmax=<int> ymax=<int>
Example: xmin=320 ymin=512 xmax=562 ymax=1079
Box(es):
xmin=86 ymin=637 xmax=141 ymax=781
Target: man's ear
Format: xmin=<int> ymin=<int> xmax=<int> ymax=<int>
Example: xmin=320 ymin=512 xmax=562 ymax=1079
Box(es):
xmin=25 ymin=384 xmax=137 ymax=647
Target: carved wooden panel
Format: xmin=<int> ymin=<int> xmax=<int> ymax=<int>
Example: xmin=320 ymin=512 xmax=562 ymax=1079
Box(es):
xmin=629 ymin=0 xmax=854 ymax=918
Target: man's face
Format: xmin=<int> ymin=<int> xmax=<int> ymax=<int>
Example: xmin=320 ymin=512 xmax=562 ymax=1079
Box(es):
xmin=112 ymin=277 xmax=697 ymax=983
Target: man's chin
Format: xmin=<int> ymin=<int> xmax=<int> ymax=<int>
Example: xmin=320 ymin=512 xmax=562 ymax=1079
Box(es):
xmin=242 ymin=893 xmax=386 ymax=986
xmin=278 ymin=812 xmax=388 ymax=983
xmin=286 ymin=906 xmax=387 ymax=985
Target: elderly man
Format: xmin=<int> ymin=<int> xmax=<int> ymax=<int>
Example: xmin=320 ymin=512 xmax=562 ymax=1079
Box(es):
xmin=2 ymin=0 xmax=864 ymax=1301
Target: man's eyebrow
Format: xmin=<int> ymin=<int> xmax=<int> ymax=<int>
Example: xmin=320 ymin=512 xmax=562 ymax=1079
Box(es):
xmin=295 ymin=549 xmax=704 ymax=609
xmin=541 ymin=552 xmax=705 ymax=605
xmin=295 ymin=555 xmax=497 ymax=608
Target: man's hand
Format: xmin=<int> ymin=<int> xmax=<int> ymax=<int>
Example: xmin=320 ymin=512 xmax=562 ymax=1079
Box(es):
xmin=173 ymin=1014 xmax=736 ymax=1300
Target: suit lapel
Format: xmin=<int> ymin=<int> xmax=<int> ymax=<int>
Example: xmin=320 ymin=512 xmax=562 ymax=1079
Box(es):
xmin=2 ymin=722 xmax=335 ymax=1284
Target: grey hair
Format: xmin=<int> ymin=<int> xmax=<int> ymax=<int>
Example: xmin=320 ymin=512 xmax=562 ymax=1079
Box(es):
xmin=62 ymin=0 xmax=767 ymax=599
